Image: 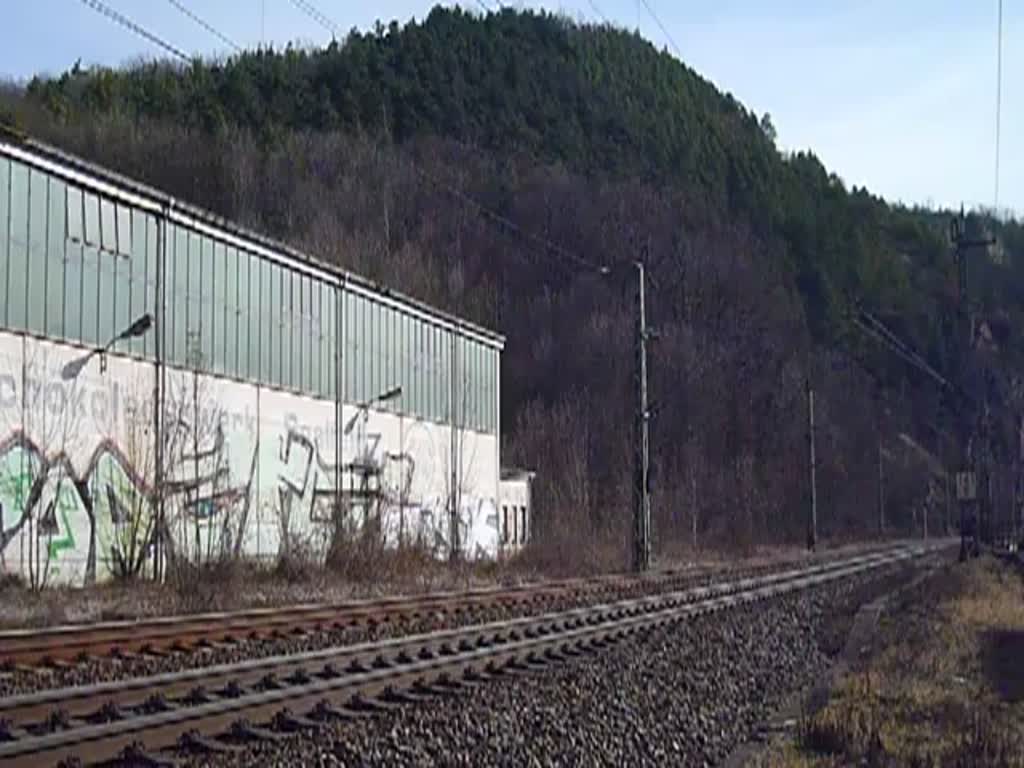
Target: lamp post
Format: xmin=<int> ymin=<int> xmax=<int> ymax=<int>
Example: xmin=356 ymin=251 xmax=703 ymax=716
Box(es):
xmin=342 ymin=385 xmax=403 ymax=439
xmin=57 ymin=312 xmax=156 ymax=578
xmin=340 ymin=385 xmax=402 ymax=548
xmin=60 ymin=313 xmax=154 ymax=381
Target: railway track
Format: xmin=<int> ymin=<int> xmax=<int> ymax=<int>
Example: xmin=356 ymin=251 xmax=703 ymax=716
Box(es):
xmin=0 ymin=570 xmax=717 ymax=669
xmin=0 ymin=542 xmax=944 ymax=767
xmin=0 ymin=545 xmax=900 ymax=669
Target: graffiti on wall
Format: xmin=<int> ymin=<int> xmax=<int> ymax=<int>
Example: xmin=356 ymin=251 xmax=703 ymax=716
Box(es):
xmin=0 ymin=431 xmax=146 ymax=584
xmin=0 ymin=336 xmax=502 ymax=586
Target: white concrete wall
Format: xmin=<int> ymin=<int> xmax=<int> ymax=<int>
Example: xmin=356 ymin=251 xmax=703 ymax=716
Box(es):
xmin=498 ymin=477 xmax=532 ymax=553
xmin=0 ymin=330 xmax=501 ymax=586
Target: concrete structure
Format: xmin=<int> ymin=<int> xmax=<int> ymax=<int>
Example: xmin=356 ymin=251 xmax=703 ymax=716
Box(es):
xmin=498 ymin=468 xmax=535 ymax=554
xmin=0 ymin=134 xmax=507 ymax=587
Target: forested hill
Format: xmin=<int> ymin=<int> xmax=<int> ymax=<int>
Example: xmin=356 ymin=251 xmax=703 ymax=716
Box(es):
xmin=5 ymin=6 xmax=1024 ymax=555
xmin=19 ymin=7 xmax=1024 ymax=349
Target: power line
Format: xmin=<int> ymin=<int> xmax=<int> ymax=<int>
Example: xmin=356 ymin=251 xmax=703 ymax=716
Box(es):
xmin=636 ymin=0 xmax=682 ymax=58
xmin=994 ymin=0 xmax=1003 ymax=212
xmin=586 ymin=0 xmax=611 ymax=25
xmin=165 ymin=0 xmax=241 ymax=52
xmin=855 ymin=314 xmax=952 ymax=392
xmin=76 ymin=0 xmax=191 ymax=63
xmin=286 ymin=0 xmax=341 ymax=38
xmin=413 ymin=162 xmax=603 ymax=275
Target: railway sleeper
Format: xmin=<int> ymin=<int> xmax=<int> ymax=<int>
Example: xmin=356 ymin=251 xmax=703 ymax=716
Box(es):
xmin=182 ymin=687 xmax=212 ymax=706
xmin=256 ymin=674 xmax=282 ymax=691
xmin=348 ymin=657 xmax=373 ymax=673
xmin=28 ymin=708 xmax=73 ymax=736
xmin=308 ymin=699 xmax=368 ymax=722
xmin=271 ymin=708 xmax=319 ymax=732
xmin=229 ymin=719 xmax=286 ymax=743
xmin=433 ymin=673 xmax=466 ymax=691
xmin=345 ymin=692 xmax=398 ymax=713
xmin=140 ymin=694 xmax=175 ymax=715
xmin=379 ymin=686 xmax=423 ymax=706
xmin=284 ymin=669 xmax=313 ymax=686
xmin=84 ymin=701 xmax=130 ymax=725
xmin=176 ymin=729 xmax=241 ymax=755
xmin=119 ymin=741 xmax=178 ymax=768
xmin=410 ymin=679 xmax=459 ymax=698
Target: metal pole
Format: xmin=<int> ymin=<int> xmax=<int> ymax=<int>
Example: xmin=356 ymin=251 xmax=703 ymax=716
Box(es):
xmin=946 ymin=471 xmax=952 ymax=536
xmin=450 ymin=326 xmax=459 ymax=562
xmin=951 ymin=208 xmax=994 ymax=557
xmin=634 ymin=261 xmax=651 ymax=572
xmin=924 ymin=487 xmax=929 ymax=540
xmin=878 ymin=437 xmax=885 ymax=537
xmin=806 ymin=379 xmax=817 ymax=551
xmin=153 ymin=208 xmax=166 ymax=582
xmin=1011 ymin=417 xmax=1019 ymax=548
xmin=335 ymin=280 xmax=344 ymax=555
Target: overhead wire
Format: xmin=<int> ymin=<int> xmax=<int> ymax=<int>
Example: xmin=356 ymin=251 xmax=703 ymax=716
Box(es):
xmin=853 ymin=309 xmax=955 ymax=393
xmin=410 ymin=4 xmax=630 ymax=279
xmin=635 ymin=0 xmax=682 ymax=58
xmin=994 ymin=0 xmax=1003 ymax=212
xmin=586 ymin=0 xmax=611 ymax=26
xmin=165 ymin=0 xmax=241 ymax=52
xmin=286 ymin=0 xmax=342 ymax=38
xmin=76 ymin=0 xmax=192 ymax=63
xmin=268 ymin=0 xmax=600 ymax=277
xmin=412 ymin=163 xmax=605 ymax=276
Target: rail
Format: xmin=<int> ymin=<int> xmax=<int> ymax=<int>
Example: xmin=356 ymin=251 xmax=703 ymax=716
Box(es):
xmin=0 ymin=542 xmax=945 ymax=767
xmin=0 ymin=544 xmax=909 ymax=667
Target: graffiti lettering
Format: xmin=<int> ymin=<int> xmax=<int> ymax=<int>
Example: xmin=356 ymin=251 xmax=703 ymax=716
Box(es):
xmin=0 ymin=341 xmax=503 ymax=585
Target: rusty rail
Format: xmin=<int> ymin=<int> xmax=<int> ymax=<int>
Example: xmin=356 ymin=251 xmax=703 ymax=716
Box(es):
xmin=0 ymin=545 xmax=905 ymax=667
xmin=0 ymin=572 xmax=696 ymax=667
xmin=0 ymin=542 xmax=947 ymax=767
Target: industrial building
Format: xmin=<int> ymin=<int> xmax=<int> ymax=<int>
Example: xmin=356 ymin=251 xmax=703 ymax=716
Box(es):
xmin=0 ymin=133 xmax=518 ymax=586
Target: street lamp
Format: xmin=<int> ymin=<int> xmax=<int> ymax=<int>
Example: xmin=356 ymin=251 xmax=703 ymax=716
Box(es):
xmin=61 ymin=313 xmax=155 ymax=381
xmin=342 ymin=385 xmax=403 ymax=436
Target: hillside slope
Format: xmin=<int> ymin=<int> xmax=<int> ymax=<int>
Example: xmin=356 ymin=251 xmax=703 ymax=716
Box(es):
xmin=5 ymin=6 xmax=1023 ymax=558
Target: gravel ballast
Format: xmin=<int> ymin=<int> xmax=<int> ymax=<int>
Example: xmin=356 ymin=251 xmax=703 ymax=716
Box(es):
xmin=0 ymin=562 xmax=802 ymax=697
xmin=178 ymin=563 xmax=923 ymax=768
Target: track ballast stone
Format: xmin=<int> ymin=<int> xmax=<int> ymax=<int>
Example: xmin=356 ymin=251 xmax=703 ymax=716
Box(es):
xmin=0 ymin=565 xmax=772 ymax=697
xmin=187 ymin=567 xmax=913 ymax=768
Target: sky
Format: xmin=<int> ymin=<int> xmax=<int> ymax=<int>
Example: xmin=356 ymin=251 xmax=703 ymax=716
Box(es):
xmin=3 ymin=1 xmax=1019 ymax=215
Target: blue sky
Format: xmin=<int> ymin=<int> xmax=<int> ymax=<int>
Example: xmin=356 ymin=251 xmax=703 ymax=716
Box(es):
xmin=3 ymin=1 xmax=1019 ymax=215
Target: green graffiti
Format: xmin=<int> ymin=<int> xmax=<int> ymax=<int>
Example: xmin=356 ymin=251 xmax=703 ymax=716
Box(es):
xmin=0 ymin=472 xmax=32 ymax=519
xmin=46 ymin=485 xmax=77 ymax=560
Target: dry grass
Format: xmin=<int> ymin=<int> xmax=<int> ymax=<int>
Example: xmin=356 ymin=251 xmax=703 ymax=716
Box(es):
xmin=0 ymin=534 xmax=915 ymax=629
xmin=764 ymin=555 xmax=1024 ymax=768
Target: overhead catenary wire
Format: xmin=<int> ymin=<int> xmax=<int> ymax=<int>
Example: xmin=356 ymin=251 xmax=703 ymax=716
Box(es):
xmin=76 ymin=0 xmax=192 ymax=63
xmin=412 ymin=162 xmax=604 ymax=276
xmin=286 ymin=0 xmax=341 ymax=38
xmin=994 ymin=0 xmax=1003 ymax=212
xmin=636 ymin=0 xmax=682 ymax=58
xmin=165 ymin=0 xmax=241 ymax=52
xmin=258 ymin=3 xmax=619 ymax=281
xmin=853 ymin=308 xmax=956 ymax=393
xmin=586 ymin=0 xmax=611 ymax=25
